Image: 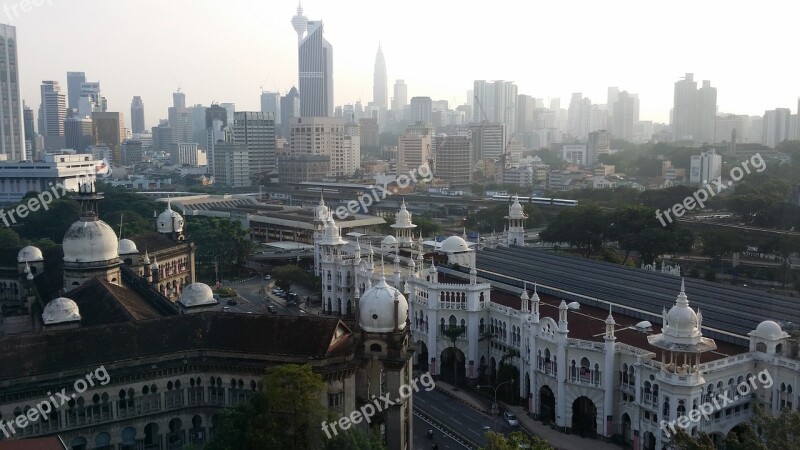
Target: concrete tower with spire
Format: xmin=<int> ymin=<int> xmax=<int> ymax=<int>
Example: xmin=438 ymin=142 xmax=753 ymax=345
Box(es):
xmin=505 ymin=195 xmax=528 ymax=246
xmin=290 ymin=2 xmax=308 ymax=43
xmin=373 ymin=44 xmax=388 ymax=110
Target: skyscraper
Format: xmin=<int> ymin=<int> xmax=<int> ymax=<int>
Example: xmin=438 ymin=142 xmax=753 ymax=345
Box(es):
xmin=169 ymin=91 xmax=193 ymax=143
xmin=91 ymin=112 xmax=125 ymax=163
xmin=280 ymin=87 xmax=300 ymax=138
xmin=130 ymin=96 xmax=145 ymax=134
xmin=611 ymin=91 xmax=639 ymax=142
xmin=39 ymin=80 xmax=67 ymax=152
xmin=473 ymin=80 xmax=518 ymax=136
xmin=672 ymin=73 xmax=698 ymax=141
xmin=697 ymin=80 xmax=717 ymax=144
xmin=23 ymin=104 xmax=35 ymax=157
xmin=567 ymin=93 xmax=591 ymax=140
xmin=233 ymin=111 xmax=277 ymax=179
xmin=0 ymin=25 xmax=24 ymax=160
xmin=297 ymin=12 xmax=333 ymax=117
xmin=66 ymin=71 xmax=86 ymax=116
xmin=392 ymin=80 xmax=407 ymax=116
xmin=260 ymin=91 xmax=281 ymax=124
xmin=409 ymin=97 xmax=432 ymax=124
xmin=373 ymin=45 xmax=388 ymax=110
xmin=762 ymin=108 xmax=791 ymax=148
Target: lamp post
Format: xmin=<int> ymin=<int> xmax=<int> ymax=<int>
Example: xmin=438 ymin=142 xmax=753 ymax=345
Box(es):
xmin=477 ymin=378 xmax=515 ymax=421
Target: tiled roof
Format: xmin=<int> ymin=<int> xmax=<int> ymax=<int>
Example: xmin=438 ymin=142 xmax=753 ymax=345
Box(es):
xmin=131 ymin=232 xmax=186 ymax=253
xmin=0 ymin=313 xmax=353 ymax=380
xmin=63 ymin=277 xmax=166 ymax=326
xmin=0 ymin=437 xmax=67 ymax=449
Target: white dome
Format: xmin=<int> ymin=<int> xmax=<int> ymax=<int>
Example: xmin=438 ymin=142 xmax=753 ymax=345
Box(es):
xmin=359 ymin=278 xmax=408 ymax=333
xmin=178 ymin=283 xmax=218 ymax=308
xmin=315 ymin=197 xmax=330 ymax=222
xmin=17 ymin=245 xmax=43 ymax=263
xmin=755 ymin=320 xmax=786 ymax=340
xmin=42 ymin=297 xmax=81 ymax=325
xmin=663 ymin=281 xmax=700 ymax=339
xmin=440 ymin=235 xmax=470 ymax=253
xmin=318 ymin=217 xmax=346 ymax=246
xmin=62 ymin=219 xmax=120 ymax=263
xmin=157 ymin=203 xmax=184 ymax=234
xmin=507 ymin=196 xmax=527 ymax=220
xmin=118 ymin=239 xmax=139 ymax=255
xmin=382 ymin=235 xmax=398 ymax=245
xmin=391 ymin=200 xmax=417 ymax=229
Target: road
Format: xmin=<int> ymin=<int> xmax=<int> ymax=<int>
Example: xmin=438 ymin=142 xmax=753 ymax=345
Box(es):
xmin=414 ymin=388 xmax=517 ymax=449
xmin=413 ymin=413 xmax=466 ymax=450
xmin=220 ymin=275 xmax=307 ymax=316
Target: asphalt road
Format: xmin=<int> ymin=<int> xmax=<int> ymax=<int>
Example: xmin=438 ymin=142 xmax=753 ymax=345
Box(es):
xmin=414 ymin=388 xmax=516 ymax=448
xmin=413 ymin=413 xmax=465 ymax=450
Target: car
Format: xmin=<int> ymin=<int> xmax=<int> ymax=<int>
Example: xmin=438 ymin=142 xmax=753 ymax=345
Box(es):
xmin=222 ymin=306 xmax=230 ymax=311
xmin=267 ymin=306 xmax=278 ymax=314
xmin=298 ymin=309 xmax=306 ymax=314
xmin=503 ymin=411 xmax=519 ymax=427
xmin=264 ymin=275 xmax=271 ymax=280
xmin=227 ymin=299 xmax=238 ymax=306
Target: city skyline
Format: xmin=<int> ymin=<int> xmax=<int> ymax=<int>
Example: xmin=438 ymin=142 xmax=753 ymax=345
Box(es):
xmin=8 ymin=0 xmax=800 ymax=130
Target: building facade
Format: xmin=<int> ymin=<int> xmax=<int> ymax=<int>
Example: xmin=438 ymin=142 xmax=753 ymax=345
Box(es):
xmin=0 ymin=25 xmax=25 ymax=161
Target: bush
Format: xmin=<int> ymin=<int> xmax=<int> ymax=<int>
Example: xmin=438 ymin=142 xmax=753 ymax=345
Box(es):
xmin=214 ymin=287 xmax=237 ymax=298
xmin=704 ymin=268 xmax=717 ymax=282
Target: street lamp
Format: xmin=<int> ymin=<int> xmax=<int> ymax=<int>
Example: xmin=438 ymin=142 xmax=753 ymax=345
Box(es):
xmin=477 ymin=378 xmax=515 ymax=417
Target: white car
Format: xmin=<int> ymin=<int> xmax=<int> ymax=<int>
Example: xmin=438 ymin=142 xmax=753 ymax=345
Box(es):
xmin=503 ymin=411 xmax=519 ymax=427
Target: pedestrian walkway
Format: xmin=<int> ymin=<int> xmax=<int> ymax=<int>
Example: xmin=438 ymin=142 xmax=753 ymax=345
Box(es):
xmin=433 ymin=380 xmax=624 ymax=450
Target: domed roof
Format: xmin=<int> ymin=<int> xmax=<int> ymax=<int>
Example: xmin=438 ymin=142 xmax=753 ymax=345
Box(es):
xmin=178 ymin=283 xmax=218 ymax=308
xmin=664 ymin=281 xmax=699 ymax=338
xmin=440 ymin=235 xmax=470 ymax=253
xmin=359 ymin=278 xmax=408 ymax=333
xmin=382 ymin=235 xmax=398 ymax=245
xmin=62 ymin=219 xmax=120 ymax=263
xmin=118 ymin=239 xmax=139 ymax=255
xmin=507 ymin=195 xmax=527 ymax=220
xmin=157 ymin=200 xmax=184 ymax=234
xmin=315 ymin=196 xmax=330 ymax=222
xmin=391 ymin=200 xmax=417 ymax=229
xmin=42 ymin=297 xmax=81 ymax=325
xmin=318 ymin=217 xmax=346 ymax=246
xmin=17 ymin=246 xmax=43 ymax=263
xmin=754 ymin=320 xmax=787 ymax=340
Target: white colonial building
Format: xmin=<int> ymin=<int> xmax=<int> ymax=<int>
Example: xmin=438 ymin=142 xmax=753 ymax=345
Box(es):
xmin=314 ymin=195 xmax=800 ymax=450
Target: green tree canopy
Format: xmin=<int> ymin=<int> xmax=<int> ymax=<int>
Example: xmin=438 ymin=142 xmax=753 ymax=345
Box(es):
xmin=540 ymin=205 xmax=610 ymax=257
xmin=480 ymin=431 xmax=552 ymax=450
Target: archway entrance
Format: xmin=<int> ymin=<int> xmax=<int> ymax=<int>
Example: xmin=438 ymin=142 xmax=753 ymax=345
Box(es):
xmin=539 ymin=385 xmax=555 ymax=424
xmin=643 ymin=431 xmax=656 ymax=450
xmin=440 ymin=347 xmax=466 ymax=387
xmin=416 ymin=341 xmax=429 ymax=372
xmin=621 ymin=413 xmax=632 ymax=445
xmin=571 ymin=396 xmax=597 ymax=438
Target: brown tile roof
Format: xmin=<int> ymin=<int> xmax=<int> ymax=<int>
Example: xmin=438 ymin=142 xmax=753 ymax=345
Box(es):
xmin=63 ymin=277 xmax=166 ymax=326
xmin=0 ymin=313 xmax=354 ymax=380
xmin=131 ymin=232 xmax=185 ymax=253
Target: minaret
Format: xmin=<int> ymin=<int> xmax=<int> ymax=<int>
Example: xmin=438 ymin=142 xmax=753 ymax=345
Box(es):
xmin=393 ymin=255 xmax=402 ymax=289
xmin=520 ymin=282 xmax=529 ymax=313
xmin=530 ymin=284 xmax=540 ymax=323
xmin=390 ymin=199 xmax=417 ymax=248
xmin=469 ymin=266 xmax=477 ymax=285
xmin=143 ymin=251 xmax=152 ymax=282
xmin=603 ymin=306 xmax=616 ymax=439
xmin=505 ymin=195 xmax=528 ymax=246
xmin=556 ymin=299 xmax=569 ymax=431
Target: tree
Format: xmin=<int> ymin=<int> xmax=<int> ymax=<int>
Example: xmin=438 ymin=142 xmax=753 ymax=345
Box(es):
xmin=323 ymin=428 xmax=386 ymax=450
xmin=540 ymin=205 xmax=610 ymax=257
xmin=465 ymin=203 xmax=543 ymax=234
xmin=481 ymin=431 xmax=552 ymax=450
xmin=668 ymin=429 xmax=715 ymax=450
xmin=699 ymin=230 xmax=746 ymax=262
xmin=185 ymin=217 xmax=254 ymax=282
xmin=206 ymin=364 xmax=326 ymax=450
xmin=0 ymin=228 xmax=21 ymax=249
xmin=442 ymin=325 xmax=466 ymax=388
xmin=273 ymin=265 xmax=308 ymax=292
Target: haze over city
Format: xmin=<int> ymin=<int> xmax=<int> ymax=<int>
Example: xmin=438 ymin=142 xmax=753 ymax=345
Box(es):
xmin=11 ymin=0 xmax=800 ymax=128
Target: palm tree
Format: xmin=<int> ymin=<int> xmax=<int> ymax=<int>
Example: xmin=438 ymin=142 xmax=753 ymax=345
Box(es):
xmin=443 ymin=325 xmax=466 ymax=389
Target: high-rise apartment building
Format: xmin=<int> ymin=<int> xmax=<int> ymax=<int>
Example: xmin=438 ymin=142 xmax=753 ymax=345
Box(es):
xmin=611 ymin=91 xmax=639 ymax=142
xmin=762 ymin=108 xmax=791 ymax=148
xmin=690 ymin=149 xmax=722 ymax=184
xmin=516 ymin=95 xmax=536 ymax=136
xmin=66 ymin=71 xmax=86 ymax=115
xmin=398 ymin=132 xmax=432 ymax=175
xmin=152 ymin=120 xmax=175 ymax=153
xmin=39 ymin=80 xmax=66 ymax=152
xmin=672 ymin=73 xmax=698 ymax=141
xmin=567 ymin=93 xmax=591 ymax=140
xmin=233 ymin=111 xmax=277 ymax=179
xmin=409 ymin=97 xmax=432 ymax=124
xmin=289 ymin=117 xmax=356 ymax=177
xmin=23 ymin=104 xmax=35 ymax=159
xmin=469 ymin=122 xmax=506 ymax=161
xmin=121 ymin=139 xmax=144 ymax=165
xmin=359 ymin=118 xmax=379 ymax=150
xmin=588 ymin=130 xmax=611 ymax=166
xmin=473 ymin=80 xmax=518 ymax=136
xmin=168 ymin=91 xmax=193 ymax=144
xmin=297 ymin=11 xmax=333 ymax=117
xmin=373 ymin=45 xmax=388 ymax=110
xmin=697 ymin=80 xmax=717 ymax=144
xmin=130 ymin=96 xmax=145 ymax=134
xmin=434 ymin=135 xmax=472 ymax=186
xmin=280 ymin=87 xmax=300 ymax=138
xmin=91 ymin=112 xmax=125 ymax=163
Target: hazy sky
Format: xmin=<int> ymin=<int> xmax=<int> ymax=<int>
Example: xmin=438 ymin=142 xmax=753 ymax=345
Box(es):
xmin=9 ymin=0 xmax=800 ymax=130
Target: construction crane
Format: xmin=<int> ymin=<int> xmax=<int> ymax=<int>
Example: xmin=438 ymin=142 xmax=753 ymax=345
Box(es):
xmin=473 ymin=95 xmax=513 ymax=185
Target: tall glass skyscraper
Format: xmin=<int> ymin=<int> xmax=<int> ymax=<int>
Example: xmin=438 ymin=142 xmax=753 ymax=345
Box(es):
xmin=297 ymin=19 xmax=333 ymax=117
xmin=0 ymin=24 xmax=25 ymax=160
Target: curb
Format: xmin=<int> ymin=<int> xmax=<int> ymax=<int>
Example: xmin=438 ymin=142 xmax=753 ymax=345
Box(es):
xmin=434 ymin=385 xmax=489 ymax=414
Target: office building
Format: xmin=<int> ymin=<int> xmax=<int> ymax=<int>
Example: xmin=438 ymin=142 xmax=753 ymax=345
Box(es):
xmin=697 ymin=80 xmax=717 ymax=143
xmin=66 ymin=71 xmax=86 ymax=115
xmin=517 ymin=94 xmax=536 ymax=136
xmin=260 ymin=91 xmax=281 ymax=124
xmin=409 ymin=97 xmax=432 ymax=124
xmin=168 ymin=91 xmax=193 ymax=144
xmin=38 ymin=81 xmax=66 ymax=152
xmin=469 ymin=122 xmax=505 ymax=161
xmin=78 ymin=81 xmax=105 ymax=117
xmin=130 ymin=96 xmax=145 ymax=134
xmin=672 ymin=73 xmax=698 ymax=141
xmin=297 ymin=9 xmax=333 ymax=117
xmin=0 ymin=152 xmax=100 ymax=204
xmin=23 ymin=104 xmax=35 ymax=159
xmin=392 ymin=79 xmax=407 ymax=118
xmin=277 ymin=154 xmax=330 ymax=183
xmin=212 ymin=140 xmax=250 ymax=187
xmin=170 ymin=142 xmax=205 ymax=167
xmin=289 ymin=117 xmax=355 ymax=177
xmin=473 ymin=80 xmax=518 ymax=136
xmin=121 ymin=139 xmax=144 ymax=165
xmin=567 ymin=93 xmax=591 ymax=140
xmin=65 ymin=116 xmax=94 ymax=152
xmin=190 ymin=104 xmax=207 ymax=146
xmin=562 ymin=144 xmax=589 ymax=166
xmin=92 ymin=112 xmax=125 ymax=163
xmin=151 ymin=120 xmax=174 ymax=152
xmin=611 ymin=91 xmax=639 ymax=142
xmin=280 ymin=86 xmax=300 ymax=138
xmin=588 ymin=130 xmax=611 ymax=166
xmin=398 ymin=132 xmax=432 ymax=175
xmin=434 ymin=135 xmax=472 ymax=186
xmin=359 ymin=118 xmax=379 ymax=150
xmin=373 ymin=45 xmax=388 ymax=112
xmin=233 ymin=111 xmax=277 ymax=179
xmin=689 ymin=148 xmax=722 ymax=184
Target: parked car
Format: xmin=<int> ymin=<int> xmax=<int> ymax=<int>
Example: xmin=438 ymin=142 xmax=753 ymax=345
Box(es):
xmin=222 ymin=306 xmax=230 ymax=312
xmin=267 ymin=306 xmax=278 ymax=314
xmin=227 ymin=299 xmax=238 ymax=306
xmin=264 ymin=275 xmax=271 ymax=280
xmin=503 ymin=411 xmax=519 ymax=427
